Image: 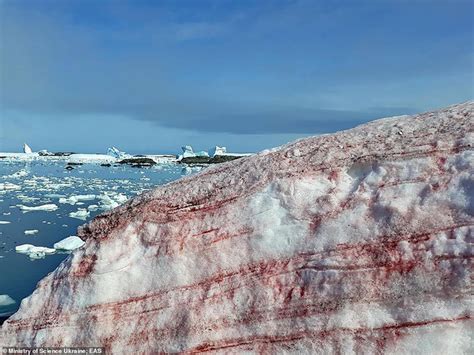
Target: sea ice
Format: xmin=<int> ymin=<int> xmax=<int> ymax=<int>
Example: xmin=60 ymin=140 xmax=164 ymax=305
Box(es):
xmin=24 ymin=230 xmax=39 ymax=235
xmin=0 ymin=221 xmax=11 ymax=225
xmin=59 ymin=194 xmax=96 ymax=205
xmin=69 ymin=209 xmax=90 ymax=220
xmin=53 ymin=236 xmax=85 ymax=251
xmin=0 ymin=183 xmax=21 ymax=191
xmin=15 ymin=244 xmax=56 ymax=259
xmin=2 ymin=169 xmax=28 ymax=179
xmin=0 ymin=295 xmax=15 ymax=307
xmin=19 ymin=204 xmax=58 ymax=212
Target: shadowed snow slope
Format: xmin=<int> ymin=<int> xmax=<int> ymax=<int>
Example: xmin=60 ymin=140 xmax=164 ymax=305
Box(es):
xmin=1 ymin=102 xmax=473 ymax=353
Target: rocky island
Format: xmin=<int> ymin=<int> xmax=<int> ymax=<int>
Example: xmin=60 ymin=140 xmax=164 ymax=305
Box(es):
xmin=1 ymin=102 xmax=472 ymax=353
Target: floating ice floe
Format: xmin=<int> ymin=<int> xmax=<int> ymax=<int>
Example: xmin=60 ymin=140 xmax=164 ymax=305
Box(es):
xmin=19 ymin=204 xmax=58 ymax=212
xmin=59 ymin=194 xmax=96 ymax=205
xmin=97 ymin=193 xmax=128 ymax=211
xmin=66 ymin=154 xmax=116 ymax=164
xmin=2 ymin=169 xmax=28 ymax=179
xmin=69 ymin=209 xmax=90 ymax=220
xmin=15 ymin=244 xmax=56 ymax=259
xmin=24 ymin=230 xmax=39 ymax=235
xmin=53 ymin=236 xmax=85 ymax=251
xmin=0 ymin=221 xmax=10 ymax=225
xmin=23 ymin=143 xmax=33 ymax=154
xmin=0 ymin=183 xmax=21 ymax=191
xmin=0 ymin=295 xmax=15 ymax=307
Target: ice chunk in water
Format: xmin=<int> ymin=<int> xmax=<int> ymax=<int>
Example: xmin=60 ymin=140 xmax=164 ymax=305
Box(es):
xmin=19 ymin=204 xmax=58 ymax=212
xmin=0 ymin=295 xmax=15 ymax=307
xmin=53 ymin=236 xmax=85 ymax=251
xmin=69 ymin=209 xmax=90 ymax=220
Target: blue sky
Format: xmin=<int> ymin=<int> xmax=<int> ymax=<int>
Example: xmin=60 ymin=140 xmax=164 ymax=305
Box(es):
xmin=1 ymin=0 xmax=473 ymax=154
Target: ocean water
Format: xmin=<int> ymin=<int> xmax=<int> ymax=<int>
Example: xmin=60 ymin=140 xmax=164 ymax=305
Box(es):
xmin=0 ymin=160 xmax=199 ymax=318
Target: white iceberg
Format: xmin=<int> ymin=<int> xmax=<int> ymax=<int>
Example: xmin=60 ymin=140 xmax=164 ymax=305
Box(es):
xmin=107 ymin=147 xmax=127 ymax=159
xmin=24 ymin=229 xmax=39 ymax=235
xmin=23 ymin=143 xmax=33 ymax=154
xmin=19 ymin=204 xmax=58 ymax=212
xmin=177 ymin=145 xmax=195 ymax=161
xmin=15 ymin=244 xmax=56 ymax=259
xmin=0 ymin=221 xmax=11 ymax=225
xmin=181 ymin=145 xmax=195 ymax=157
xmin=177 ymin=145 xmax=210 ymax=161
xmin=208 ymin=146 xmax=227 ymax=157
xmin=53 ymin=236 xmax=85 ymax=251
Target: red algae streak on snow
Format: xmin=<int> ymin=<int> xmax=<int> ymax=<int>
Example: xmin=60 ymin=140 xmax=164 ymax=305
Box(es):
xmin=1 ymin=102 xmax=473 ymax=353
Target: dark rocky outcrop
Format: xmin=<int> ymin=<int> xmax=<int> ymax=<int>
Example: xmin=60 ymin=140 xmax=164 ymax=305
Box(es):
xmin=179 ymin=155 xmax=243 ymax=164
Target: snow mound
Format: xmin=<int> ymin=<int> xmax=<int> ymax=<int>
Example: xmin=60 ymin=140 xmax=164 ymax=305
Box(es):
xmin=1 ymin=101 xmax=473 ymax=353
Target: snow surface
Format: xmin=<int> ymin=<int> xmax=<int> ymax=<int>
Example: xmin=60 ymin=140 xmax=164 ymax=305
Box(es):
xmin=1 ymin=101 xmax=472 ymax=353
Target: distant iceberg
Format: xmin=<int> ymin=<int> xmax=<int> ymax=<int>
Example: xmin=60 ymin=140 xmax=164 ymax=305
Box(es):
xmin=23 ymin=143 xmax=33 ymax=154
xmin=208 ymin=146 xmax=227 ymax=157
xmin=177 ymin=145 xmax=210 ymax=161
xmin=107 ymin=146 xmax=128 ymax=159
